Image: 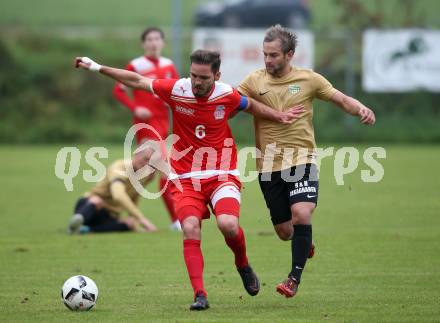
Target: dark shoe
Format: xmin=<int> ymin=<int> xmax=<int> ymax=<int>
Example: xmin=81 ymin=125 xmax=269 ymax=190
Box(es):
xmin=189 ymin=292 xmax=210 ymax=311
xmin=238 ymin=265 xmax=260 ymax=296
xmin=276 ymin=276 xmax=299 ymax=298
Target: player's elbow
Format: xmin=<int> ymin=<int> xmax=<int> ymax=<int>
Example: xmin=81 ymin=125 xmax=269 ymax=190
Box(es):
xmin=138 ymin=77 xmax=152 ymax=92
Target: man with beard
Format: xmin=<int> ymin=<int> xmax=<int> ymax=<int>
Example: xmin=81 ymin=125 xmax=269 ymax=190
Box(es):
xmin=238 ymin=24 xmax=376 ymax=298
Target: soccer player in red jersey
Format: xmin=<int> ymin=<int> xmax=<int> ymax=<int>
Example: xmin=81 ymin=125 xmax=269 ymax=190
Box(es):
xmin=75 ymin=50 xmax=303 ymax=310
xmin=113 ymin=27 xmax=181 ymax=231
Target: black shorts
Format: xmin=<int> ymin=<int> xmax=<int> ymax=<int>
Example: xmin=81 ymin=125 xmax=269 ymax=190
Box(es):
xmin=74 ymin=197 xmax=130 ymax=233
xmin=258 ymin=164 xmax=319 ymax=225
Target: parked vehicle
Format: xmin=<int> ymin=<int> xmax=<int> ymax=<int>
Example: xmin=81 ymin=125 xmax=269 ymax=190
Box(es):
xmin=195 ymin=0 xmax=311 ymax=29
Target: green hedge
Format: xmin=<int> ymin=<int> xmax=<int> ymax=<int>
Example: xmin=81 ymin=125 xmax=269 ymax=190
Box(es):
xmin=1 ymin=35 xmax=439 ymax=144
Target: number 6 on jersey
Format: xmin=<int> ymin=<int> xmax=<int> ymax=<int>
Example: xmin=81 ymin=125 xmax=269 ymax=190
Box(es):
xmin=195 ymin=125 xmax=206 ymax=139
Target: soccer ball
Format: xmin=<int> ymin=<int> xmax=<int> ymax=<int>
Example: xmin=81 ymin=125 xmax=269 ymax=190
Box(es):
xmin=61 ymin=275 xmax=98 ymax=311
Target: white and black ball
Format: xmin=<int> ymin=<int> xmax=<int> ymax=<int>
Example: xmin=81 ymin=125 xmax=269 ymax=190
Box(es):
xmin=61 ymin=275 xmax=98 ymax=311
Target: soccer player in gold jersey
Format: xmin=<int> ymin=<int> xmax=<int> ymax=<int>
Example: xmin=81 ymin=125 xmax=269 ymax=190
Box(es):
xmin=238 ymin=25 xmax=375 ymax=298
xmin=68 ymin=149 xmax=158 ymax=234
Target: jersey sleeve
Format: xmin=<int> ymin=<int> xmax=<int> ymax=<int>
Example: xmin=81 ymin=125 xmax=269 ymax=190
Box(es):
xmin=151 ymin=78 xmax=177 ymax=105
xmin=224 ymin=89 xmax=248 ymax=116
xmin=237 ymin=72 xmax=258 ymax=97
xmin=313 ymin=72 xmax=337 ymax=101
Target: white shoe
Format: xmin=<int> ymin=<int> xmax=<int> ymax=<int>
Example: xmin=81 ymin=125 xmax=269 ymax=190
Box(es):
xmin=169 ymin=220 xmax=182 ymax=232
xmin=68 ymin=214 xmax=84 ymax=234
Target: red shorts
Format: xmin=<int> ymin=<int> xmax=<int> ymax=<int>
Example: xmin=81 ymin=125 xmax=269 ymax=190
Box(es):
xmin=170 ymin=175 xmax=241 ymax=222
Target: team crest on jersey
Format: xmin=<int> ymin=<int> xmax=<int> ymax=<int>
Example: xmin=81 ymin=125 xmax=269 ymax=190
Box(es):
xmin=214 ymin=105 xmax=225 ymax=120
xmin=288 ymin=84 xmax=301 ymax=94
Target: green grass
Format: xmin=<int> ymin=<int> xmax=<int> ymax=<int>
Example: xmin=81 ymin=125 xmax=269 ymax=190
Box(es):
xmin=1 ymin=144 xmax=440 ymax=322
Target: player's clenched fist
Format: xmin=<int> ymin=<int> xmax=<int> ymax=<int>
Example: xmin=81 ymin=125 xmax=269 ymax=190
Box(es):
xmin=74 ymin=57 xmax=102 ymax=72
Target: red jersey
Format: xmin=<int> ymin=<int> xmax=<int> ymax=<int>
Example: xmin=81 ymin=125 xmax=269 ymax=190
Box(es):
xmin=113 ymin=56 xmax=179 ymax=137
xmin=152 ymin=78 xmax=248 ymax=178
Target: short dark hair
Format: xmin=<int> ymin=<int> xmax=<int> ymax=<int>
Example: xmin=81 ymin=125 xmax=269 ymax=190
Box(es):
xmin=264 ymin=24 xmax=297 ymax=54
xmin=190 ymin=49 xmax=221 ymax=73
xmin=141 ymin=27 xmax=165 ymax=41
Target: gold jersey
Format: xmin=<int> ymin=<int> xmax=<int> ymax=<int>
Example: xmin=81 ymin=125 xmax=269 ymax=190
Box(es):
xmin=238 ymin=66 xmax=337 ymax=172
xmin=84 ymin=159 xmax=149 ymax=214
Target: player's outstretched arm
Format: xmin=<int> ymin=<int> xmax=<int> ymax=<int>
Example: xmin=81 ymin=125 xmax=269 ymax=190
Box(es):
xmin=330 ymin=90 xmax=376 ymax=125
xmin=75 ymin=57 xmax=153 ymax=92
xmin=245 ymin=97 xmax=304 ymax=124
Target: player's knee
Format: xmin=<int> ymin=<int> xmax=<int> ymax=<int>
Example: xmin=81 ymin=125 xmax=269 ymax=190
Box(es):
xmin=148 ymin=148 xmax=162 ymax=166
xmin=291 ymin=204 xmax=314 ymax=224
xmin=182 ymin=221 xmax=200 ymax=235
xmin=217 ymin=215 xmax=239 ymax=237
xmin=88 ymin=195 xmax=104 ymax=209
xmin=181 ymin=217 xmax=201 ymax=239
xmin=277 ymin=230 xmax=292 ymax=241
xmin=274 ymin=224 xmax=293 ymax=241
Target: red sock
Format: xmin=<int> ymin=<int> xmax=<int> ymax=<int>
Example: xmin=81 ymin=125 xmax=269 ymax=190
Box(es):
xmin=183 ymin=239 xmax=206 ymax=297
xmin=224 ymin=227 xmax=249 ymax=269
xmin=159 ymin=177 xmax=178 ymax=222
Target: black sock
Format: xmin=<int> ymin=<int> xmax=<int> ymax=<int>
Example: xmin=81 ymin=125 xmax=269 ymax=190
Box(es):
xmin=290 ymin=224 xmax=312 ymax=283
xmin=76 ymin=202 xmax=97 ymax=224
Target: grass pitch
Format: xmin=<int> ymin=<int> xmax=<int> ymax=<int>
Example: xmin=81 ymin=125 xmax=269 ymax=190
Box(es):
xmin=0 ymin=144 xmax=439 ymax=322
